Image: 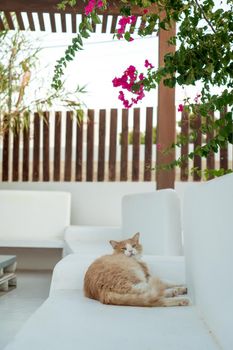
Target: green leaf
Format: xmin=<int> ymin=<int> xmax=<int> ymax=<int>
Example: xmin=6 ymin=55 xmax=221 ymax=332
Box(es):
xmin=124 ymin=32 xmax=131 ymax=42
xmin=91 ymin=13 xmax=101 ymax=24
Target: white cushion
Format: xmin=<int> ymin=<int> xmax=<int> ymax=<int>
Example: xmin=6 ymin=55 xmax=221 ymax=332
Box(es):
xmin=4 ymin=290 xmax=219 ymax=350
xmin=122 ymin=189 xmax=182 ymax=255
xmin=0 ymin=190 xmax=71 ymax=243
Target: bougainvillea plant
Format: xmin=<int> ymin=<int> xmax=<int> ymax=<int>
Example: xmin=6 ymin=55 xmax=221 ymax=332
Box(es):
xmin=54 ymin=0 xmax=233 ymax=178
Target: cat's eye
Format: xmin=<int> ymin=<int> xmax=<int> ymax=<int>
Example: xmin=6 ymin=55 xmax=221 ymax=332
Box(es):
xmin=121 ymin=247 xmax=127 ymax=251
xmin=132 ymin=244 xmax=136 ymax=248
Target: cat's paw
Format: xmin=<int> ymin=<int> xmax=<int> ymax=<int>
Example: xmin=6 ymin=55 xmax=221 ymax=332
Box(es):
xmin=178 ymin=297 xmax=191 ymax=306
xmin=176 ymin=286 xmax=188 ymax=295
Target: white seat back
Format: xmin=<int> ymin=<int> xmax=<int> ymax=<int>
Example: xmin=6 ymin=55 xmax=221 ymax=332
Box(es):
xmin=121 ymin=189 xmax=182 ymax=255
xmin=0 ymin=190 xmax=71 ymax=243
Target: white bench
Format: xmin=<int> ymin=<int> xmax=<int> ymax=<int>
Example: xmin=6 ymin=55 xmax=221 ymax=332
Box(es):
xmin=0 ymin=190 xmax=71 ymax=249
xmin=64 ymin=189 xmax=183 ymax=256
xmin=3 ymin=174 xmax=233 ymax=349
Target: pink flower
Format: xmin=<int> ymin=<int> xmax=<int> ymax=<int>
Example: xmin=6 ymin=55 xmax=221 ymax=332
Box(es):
xmin=117 ymin=16 xmax=136 ymax=41
xmin=144 ymin=59 xmax=154 ymax=69
xmin=84 ymin=0 xmax=95 ymax=15
xmin=157 ymin=143 xmax=162 ymax=151
xmin=119 ymin=17 xmax=130 ymax=26
xmin=139 ymin=73 xmax=144 ymax=80
xmin=194 ymin=93 xmax=201 ymax=103
xmin=117 ymin=27 xmax=125 ymax=34
xmin=130 ymin=16 xmax=137 ymax=25
xmin=84 ymin=0 xmax=103 ymax=15
xmin=113 ymin=64 xmax=147 ymax=108
xmin=178 ymin=104 xmax=184 ymax=112
xmin=97 ymin=0 xmax=103 ymax=7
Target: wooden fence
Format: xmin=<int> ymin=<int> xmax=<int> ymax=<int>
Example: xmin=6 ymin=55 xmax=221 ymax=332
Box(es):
xmin=180 ymin=108 xmax=232 ymax=181
xmin=0 ymin=107 xmax=232 ymax=182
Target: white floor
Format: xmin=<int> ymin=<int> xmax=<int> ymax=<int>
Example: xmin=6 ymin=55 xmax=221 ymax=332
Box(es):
xmin=0 ymin=270 xmax=52 ymax=350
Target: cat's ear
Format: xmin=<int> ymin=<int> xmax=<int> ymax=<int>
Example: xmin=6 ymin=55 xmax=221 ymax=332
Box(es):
xmin=132 ymin=232 xmax=140 ymax=242
xmin=109 ymin=240 xmax=118 ymax=249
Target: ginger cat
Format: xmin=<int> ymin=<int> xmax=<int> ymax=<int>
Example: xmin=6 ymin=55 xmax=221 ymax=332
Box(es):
xmin=84 ymin=233 xmax=190 ymax=307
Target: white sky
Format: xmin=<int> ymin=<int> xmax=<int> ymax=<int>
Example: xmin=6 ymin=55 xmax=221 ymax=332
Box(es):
xmin=25 ymin=21 xmax=199 ymax=111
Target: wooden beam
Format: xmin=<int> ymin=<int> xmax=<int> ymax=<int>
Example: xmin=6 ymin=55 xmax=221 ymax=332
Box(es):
xmin=156 ymin=19 xmax=176 ymax=189
xmin=0 ymin=0 xmax=157 ymax=16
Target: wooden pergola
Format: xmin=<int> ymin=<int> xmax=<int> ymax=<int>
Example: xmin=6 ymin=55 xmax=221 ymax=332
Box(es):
xmin=0 ymin=0 xmax=176 ymax=189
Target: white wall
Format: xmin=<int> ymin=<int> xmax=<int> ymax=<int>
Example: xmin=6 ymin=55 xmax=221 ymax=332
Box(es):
xmin=0 ymin=181 xmax=200 ymax=226
xmin=183 ymin=174 xmax=233 ymax=350
xmin=0 ymin=182 xmax=155 ymax=226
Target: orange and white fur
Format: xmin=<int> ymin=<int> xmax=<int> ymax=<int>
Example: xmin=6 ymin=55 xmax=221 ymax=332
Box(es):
xmin=84 ymin=233 xmax=190 ymax=307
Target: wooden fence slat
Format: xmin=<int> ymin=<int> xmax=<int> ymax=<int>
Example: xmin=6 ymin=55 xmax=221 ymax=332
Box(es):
xmin=132 ymin=108 xmax=140 ymax=181
xmin=2 ymin=119 xmax=9 ymax=182
xmin=101 ymin=14 xmax=107 ymax=33
xmin=109 ymin=109 xmax=118 ymax=181
xmin=120 ymin=109 xmax=128 ymax=181
xmin=49 ymin=12 xmax=56 ymax=32
xmin=27 ymin=12 xmax=35 ymax=31
xmin=75 ymin=117 xmax=83 ymax=181
xmin=0 ymin=14 xmax=5 ymax=30
xmin=110 ymin=15 xmax=118 ymax=33
xmin=32 ymin=112 xmax=40 ymax=181
xmin=60 ymin=12 xmax=66 ymax=32
xmin=192 ymin=113 xmax=202 ymax=181
xmin=97 ymin=110 xmax=106 ymax=181
xmin=43 ymin=112 xmax=50 ymax=181
xmin=71 ymin=13 xmax=76 ymax=33
xmin=64 ymin=111 xmax=73 ymax=181
xmin=12 ymin=131 xmax=20 ymax=181
xmin=91 ymin=20 xmax=96 ymax=32
xmin=54 ymin=111 xmax=61 ymax=181
xmin=86 ymin=110 xmax=94 ymax=181
xmin=16 ymin=11 xmax=25 ymax=30
xmin=144 ymin=107 xmax=153 ymax=181
xmin=129 ymin=16 xmax=138 ymax=33
xmin=180 ymin=110 xmax=189 ymax=181
xmin=206 ymin=113 xmax=215 ymax=179
xmin=38 ymin=12 xmax=45 ymax=31
xmin=220 ymin=107 xmax=228 ymax=171
xmin=22 ymin=124 xmax=30 ymax=181
xmin=4 ymin=12 xmax=15 ymax=30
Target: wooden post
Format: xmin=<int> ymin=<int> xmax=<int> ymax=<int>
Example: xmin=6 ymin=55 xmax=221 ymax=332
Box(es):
xmin=156 ymin=19 xmax=176 ymax=189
